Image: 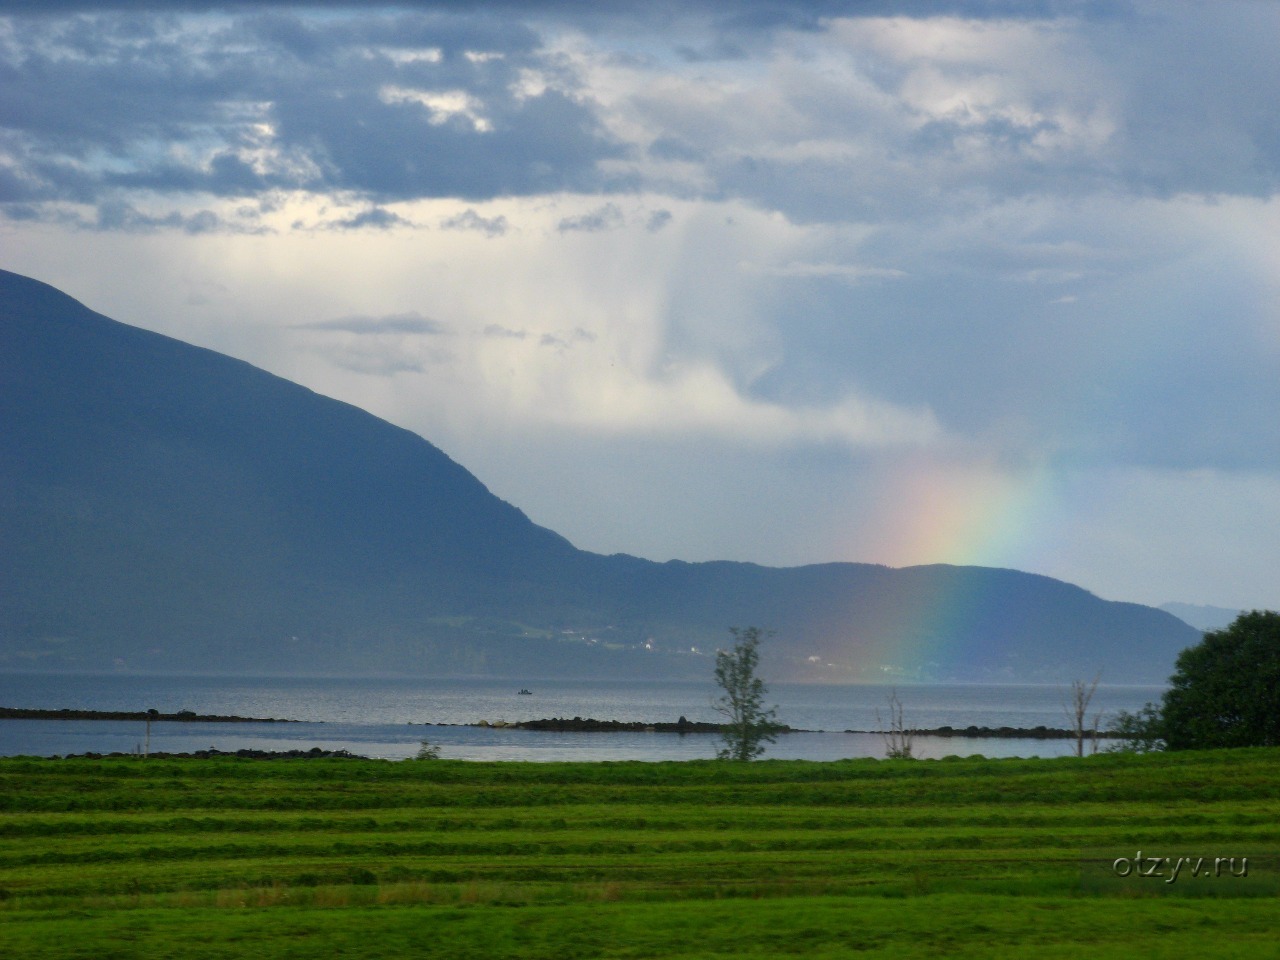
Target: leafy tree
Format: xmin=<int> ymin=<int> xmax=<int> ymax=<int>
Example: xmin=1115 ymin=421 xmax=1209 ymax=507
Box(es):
xmin=1106 ymin=702 xmax=1165 ymax=753
xmin=414 ymin=739 xmax=441 ymax=760
xmin=1160 ymin=610 xmax=1280 ymax=750
xmin=713 ymin=626 xmax=783 ymax=761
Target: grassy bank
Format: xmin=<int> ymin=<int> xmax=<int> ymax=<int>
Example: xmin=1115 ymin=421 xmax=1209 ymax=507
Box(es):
xmin=1 ymin=750 xmax=1278 ymax=958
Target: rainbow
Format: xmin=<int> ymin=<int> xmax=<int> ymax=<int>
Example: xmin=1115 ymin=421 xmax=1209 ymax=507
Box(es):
xmin=848 ymin=457 xmax=1063 ymax=678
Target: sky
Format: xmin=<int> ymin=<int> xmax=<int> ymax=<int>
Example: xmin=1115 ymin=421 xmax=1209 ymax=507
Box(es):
xmin=2 ymin=0 xmax=1278 ymax=612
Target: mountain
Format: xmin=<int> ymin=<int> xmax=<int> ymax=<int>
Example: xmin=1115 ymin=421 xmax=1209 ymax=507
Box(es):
xmin=1159 ymin=603 xmax=1241 ymax=633
xmin=1 ymin=269 xmax=1201 ymax=682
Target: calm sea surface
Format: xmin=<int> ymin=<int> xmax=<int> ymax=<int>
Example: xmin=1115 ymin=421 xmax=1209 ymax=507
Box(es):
xmin=0 ymin=673 xmax=1166 ymax=762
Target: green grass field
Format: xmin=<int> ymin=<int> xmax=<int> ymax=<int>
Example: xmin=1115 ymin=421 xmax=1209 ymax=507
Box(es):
xmin=1 ymin=749 xmax=1278 ymax=958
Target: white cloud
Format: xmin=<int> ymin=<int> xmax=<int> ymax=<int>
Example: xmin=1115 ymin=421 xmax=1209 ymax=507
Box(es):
xmin=378 ymin=86 xmax=494 ymax=133
xmin=740 ymin=260 xmax=906 ymax=282
xmin=373 ymin=47 xmax=443 ymax=65
xmin=469 ymin=340 xmax=941 ymax=449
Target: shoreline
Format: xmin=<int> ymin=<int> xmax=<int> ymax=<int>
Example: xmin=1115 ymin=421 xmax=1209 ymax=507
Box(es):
xmin=466 ymin=717 xmax=1117 ymax=738
xmin=1 ymin=708 xmax=1119 ymax=739
xmin=0 ymin=706 xmax=296 ymax=723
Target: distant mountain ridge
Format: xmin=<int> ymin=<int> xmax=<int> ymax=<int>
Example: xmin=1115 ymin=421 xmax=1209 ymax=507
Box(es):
xmin=1159 ymin=603 xmax=1241 ymax=633
xmin=0 ymin=269 xmax=1201 ymax=682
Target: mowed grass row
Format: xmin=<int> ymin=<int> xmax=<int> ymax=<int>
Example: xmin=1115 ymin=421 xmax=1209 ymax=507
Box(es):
xmin=1 ymin=750 xmax=1279 ymax=959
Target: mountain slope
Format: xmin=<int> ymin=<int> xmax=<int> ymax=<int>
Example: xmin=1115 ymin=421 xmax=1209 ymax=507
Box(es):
xmin=1 ymin=269 xmax=584 ymax=674
xmin=0 ymin=269 xmax=1200 ymax=681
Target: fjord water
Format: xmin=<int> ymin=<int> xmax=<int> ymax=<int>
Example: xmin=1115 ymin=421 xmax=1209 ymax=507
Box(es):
xmin=0 ymin=674 xmax=1165 ymax=761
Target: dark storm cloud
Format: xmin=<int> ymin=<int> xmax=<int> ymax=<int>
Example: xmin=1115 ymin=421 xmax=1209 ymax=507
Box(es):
xmin=439 ymin=208 xmax=508 ymax=235
xmin=104 ymin=154 xmax=269 ymax=196
xmin=307 ymin=345 xmax=427 ymax=376
xmin=0 ymin=8 xmax=623 ymax=216
xmin=539 ymin=328 xmax=595 ymax=349
xmin=0 ymin=1 xmax=1130 ymax=20
xmin=645 ymin=209 xmax=672 ymax=232
xmin=556 ymin=203 xmax=623 ymax=233
xmin=57 ymin=198 xmax=265 ymax=233
xmin=326 ymin=207 xmax=412 ymax=230
xmin=482 ymin=324 xmax=526 ymax=339
xmin=648 ymin=138 xmax=703 ymax=163
xmin=294 ymin=312 xmax=448 ymax=334
xmin=293 ymin=309 xmax=454 ymax=375
xmin=6 ymin=1 xmax=1275 ymax=229
xmin=273 ymin=84 xmax=620 ymax=201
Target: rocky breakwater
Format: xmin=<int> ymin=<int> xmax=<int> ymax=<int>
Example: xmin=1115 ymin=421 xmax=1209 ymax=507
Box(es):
xmin=473 ymin=716 xmax=735 ymax=733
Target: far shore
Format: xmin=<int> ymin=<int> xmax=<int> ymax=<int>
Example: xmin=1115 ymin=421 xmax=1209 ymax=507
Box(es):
xmin=2 ymin=707 xmax=1120 ymax=738
xmin=0 ymin=707 xmax=296 ymax=723
xmin=466 ymin=717 xmax=1118 ymax=738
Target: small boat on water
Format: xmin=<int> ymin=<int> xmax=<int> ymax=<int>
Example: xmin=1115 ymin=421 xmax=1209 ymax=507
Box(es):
xmin=517 ymin=688 xmax=532 ymax=695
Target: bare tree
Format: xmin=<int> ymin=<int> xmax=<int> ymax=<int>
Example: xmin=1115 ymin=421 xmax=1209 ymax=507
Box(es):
xmin=1065 ymin=673 xmax=1104 ymax=756
xmin=877 ymin=689 xmax=914 ymax=759
xmin=144 ymin=708 xmax=158 ymax=759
